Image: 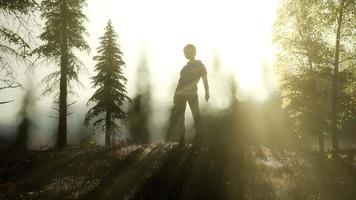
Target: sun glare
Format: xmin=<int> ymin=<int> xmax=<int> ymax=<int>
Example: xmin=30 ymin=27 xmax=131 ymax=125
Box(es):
xmin=86 ymin=0 xmax=279 ymax=102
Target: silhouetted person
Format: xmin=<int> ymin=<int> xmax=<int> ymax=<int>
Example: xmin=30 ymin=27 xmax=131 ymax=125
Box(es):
xmin=173 ymin=44 xmax=209 ymax=144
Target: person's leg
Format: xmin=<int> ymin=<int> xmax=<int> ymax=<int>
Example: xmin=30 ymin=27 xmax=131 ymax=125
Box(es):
xmin=175 ymin=96 xmax=187 ymax=144
xmin=165 ymin=106 xmax=177 ymax=141
xmin=188 ymin=95 xmax=203 ymax=144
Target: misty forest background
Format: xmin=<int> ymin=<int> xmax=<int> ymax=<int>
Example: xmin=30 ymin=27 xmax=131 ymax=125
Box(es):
xmin=0 ymin=0 xmax=356 ymax=200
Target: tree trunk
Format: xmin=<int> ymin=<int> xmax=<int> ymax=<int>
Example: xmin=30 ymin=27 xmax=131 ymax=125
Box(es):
xmin=57 ymin=0 xmax=68 ymax=148
xmin=318 ymin=132 xmax=325 ymax=155
xmin=331 ymin=4 xmax=343 ymax=154
xmin=105 ymin=110 xmax=111 ymax=147
xmin=58 ymin=53 xmax=68 ymax=148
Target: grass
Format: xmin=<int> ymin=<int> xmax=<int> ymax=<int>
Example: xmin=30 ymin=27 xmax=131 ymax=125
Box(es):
xmin=0 ymin=143 xmax=355 ymax=200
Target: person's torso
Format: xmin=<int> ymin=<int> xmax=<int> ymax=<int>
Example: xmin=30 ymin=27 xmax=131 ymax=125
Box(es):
xmin=176 ymin=60 xmax=206 ymax=96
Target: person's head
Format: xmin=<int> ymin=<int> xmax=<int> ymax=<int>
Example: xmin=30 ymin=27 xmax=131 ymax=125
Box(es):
xmin=183 ymin=44 xmax=196 ymax=61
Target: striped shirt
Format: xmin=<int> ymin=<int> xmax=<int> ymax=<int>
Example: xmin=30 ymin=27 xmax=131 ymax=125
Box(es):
xmin=175 ymin=60 xmax=207 ymax=96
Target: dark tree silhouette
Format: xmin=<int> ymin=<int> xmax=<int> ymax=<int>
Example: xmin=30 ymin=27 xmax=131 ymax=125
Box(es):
xmin=10 ymin=85 xmax=35 ymax=154
xmin=128 ymin=54 xmax=152 ymax=144
xmin=35 ymin=0 xmax=89 ymax=148
xmin=85 ymin=20 xmax=129 ymax=147
xmin=0 ymin=0 xmax=37 ymax=13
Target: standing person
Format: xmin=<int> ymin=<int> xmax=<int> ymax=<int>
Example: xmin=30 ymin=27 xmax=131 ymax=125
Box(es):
xmin=173 ymin=44 xmax=210 ymax=144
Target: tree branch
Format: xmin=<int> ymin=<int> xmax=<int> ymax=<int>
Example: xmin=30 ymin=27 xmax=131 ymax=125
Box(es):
xmin=47 ymin=115 xmax=58 ymax=119
xmin=0 ymin=82 xmax=22 ymax=90
xmin=339 ymin=56 xmax=356 ymax=64
xmin=0 ymin=100 xmax=14 ymax=104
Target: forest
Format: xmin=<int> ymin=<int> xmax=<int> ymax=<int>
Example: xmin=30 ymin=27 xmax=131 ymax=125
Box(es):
xmin=0 ymin=0 xmax=355 ymax=199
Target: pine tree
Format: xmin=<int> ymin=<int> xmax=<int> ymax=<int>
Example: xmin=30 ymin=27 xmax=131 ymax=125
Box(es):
xmin=85 ymin=21 xmax=129 ymax=147
xmin=35 ymin=0 xmax=89 ymax=148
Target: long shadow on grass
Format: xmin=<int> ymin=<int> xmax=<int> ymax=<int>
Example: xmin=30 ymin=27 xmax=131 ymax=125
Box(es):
xmin=81 ymin=144 xmax=177 ymax=200
xmin=129 ymin=144 xmax=196 ymax=200
xmin=5 ymin=147 xmax=119 ymax=199
xmin=51 ymin=147 xmax=145 ymax=200
xmin=130 ymin=140 xmax=244 ymax=200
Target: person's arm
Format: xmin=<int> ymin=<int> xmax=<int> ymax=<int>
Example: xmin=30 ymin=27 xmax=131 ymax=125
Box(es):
xmin=173 ymin=86 xmax=178 ymax=105
xmin=202 ymin=75 xmax=210 ymax=102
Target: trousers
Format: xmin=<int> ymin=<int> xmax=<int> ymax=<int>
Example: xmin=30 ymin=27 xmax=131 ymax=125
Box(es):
xmin=173 ymin=95 xmax=202 ymax=143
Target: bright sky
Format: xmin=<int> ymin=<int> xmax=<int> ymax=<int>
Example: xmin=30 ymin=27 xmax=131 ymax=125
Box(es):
xmin=84 ymin=0 xmax=279 ymax=103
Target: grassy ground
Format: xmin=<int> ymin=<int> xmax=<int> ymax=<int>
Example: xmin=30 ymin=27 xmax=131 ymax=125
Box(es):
xmin=244 ymin=147 xmax=356 ymax=200
xmin=0 ymin=143 xmax=355 ymax=200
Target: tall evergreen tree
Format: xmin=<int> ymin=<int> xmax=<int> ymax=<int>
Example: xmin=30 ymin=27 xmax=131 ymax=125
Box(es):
xmin=35 ymin=0 xmax=89 ymax=148
xmin=85 ymin=21 xmax=129 ymax=147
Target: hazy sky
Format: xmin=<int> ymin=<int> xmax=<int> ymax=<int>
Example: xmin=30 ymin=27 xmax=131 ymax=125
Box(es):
xmin=0 ymin=0 xmax=280 ymax=144
xmin=84 ymin=0 xmax=279 ymax=100
xmin=85 ymin=0 xmax=280 ymax=140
